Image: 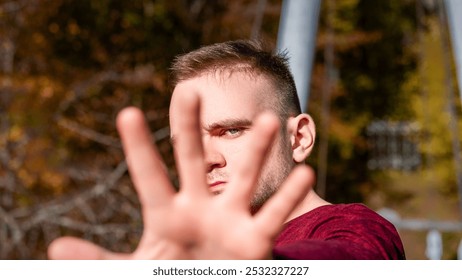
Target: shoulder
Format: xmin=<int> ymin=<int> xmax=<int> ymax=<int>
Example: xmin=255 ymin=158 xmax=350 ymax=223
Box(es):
xmin=274 ymin=203 xmax=406 ymax=259
xmin=293 ymin=203 xmax=400 ymax=236
xmin=310 ymin=202 xmax=379 ymax=215
xmin=286 ymin=203 xmax=391 ymax=227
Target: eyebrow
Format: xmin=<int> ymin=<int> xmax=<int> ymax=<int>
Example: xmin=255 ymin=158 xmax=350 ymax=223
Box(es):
xmin=203 ymin=118 xmax=253 ymax=132
xmin=170 ymin=118 xmax=253 ymax=145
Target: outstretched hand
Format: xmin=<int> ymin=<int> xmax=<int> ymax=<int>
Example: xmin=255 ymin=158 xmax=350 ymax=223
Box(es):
xmin=47 ymin=93 xmax=315 ymax=259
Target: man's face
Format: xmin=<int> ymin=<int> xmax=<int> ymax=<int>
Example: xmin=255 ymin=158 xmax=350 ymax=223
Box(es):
xmin=169 ymin=71 xmax=294 ymax=211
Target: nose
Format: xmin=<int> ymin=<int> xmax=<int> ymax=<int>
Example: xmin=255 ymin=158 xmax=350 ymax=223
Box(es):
xmin=203 ymin=139 xmax=226 ymax=172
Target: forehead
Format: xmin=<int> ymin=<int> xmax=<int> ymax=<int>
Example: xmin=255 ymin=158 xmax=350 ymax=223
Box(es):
xmin=169 ymin=71 xmax=276 ymax=131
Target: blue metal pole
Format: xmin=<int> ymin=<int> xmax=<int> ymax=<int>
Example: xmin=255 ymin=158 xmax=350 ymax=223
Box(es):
xmin=276 ymin=0 xmax=321 ymax=113
xmin=445 ymin=0 xmax=462 ymax=107
xmin=441 ymin=0 xmax=462 ymax=219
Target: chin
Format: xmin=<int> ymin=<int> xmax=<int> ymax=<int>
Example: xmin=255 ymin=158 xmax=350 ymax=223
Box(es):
xmin=249 ymin=203 xmax=263 ymax=215
xmin=211 ymin=190 xmax=223 ymax=196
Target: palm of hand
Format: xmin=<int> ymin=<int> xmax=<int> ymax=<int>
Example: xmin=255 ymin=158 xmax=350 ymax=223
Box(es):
xmin=47 ymin=94 xmax=313 ymax=260
xmin=133 ymin=195 xmax=272 ymax=259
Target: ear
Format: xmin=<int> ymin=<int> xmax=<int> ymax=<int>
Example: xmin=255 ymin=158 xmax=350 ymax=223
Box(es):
xmin=287 ymin=114 xmax=316 ymax=163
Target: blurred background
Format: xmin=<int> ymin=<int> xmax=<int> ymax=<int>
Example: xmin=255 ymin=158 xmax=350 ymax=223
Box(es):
xmin=1 ymin=0 xmax=462 ymax=259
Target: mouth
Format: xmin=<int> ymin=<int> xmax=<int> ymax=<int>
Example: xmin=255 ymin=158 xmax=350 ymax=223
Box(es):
xmin=208 ymin=181 xmax=226 ymax=194
xmin=209 ymin=181 xmax=226 ymax=188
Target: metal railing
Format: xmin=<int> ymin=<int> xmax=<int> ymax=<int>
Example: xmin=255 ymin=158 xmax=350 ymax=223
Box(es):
xmin=378 ymin=208 xmax=462 ymax=259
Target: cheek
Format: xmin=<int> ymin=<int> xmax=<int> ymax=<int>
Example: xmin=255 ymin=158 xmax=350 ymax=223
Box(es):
xmin=213 ymin=136 xmax=250 ymax=166
xmin=264 ymin=137 xmax=292 ymax=171
xmin=220 ymin=140 xmax=245 ymax=157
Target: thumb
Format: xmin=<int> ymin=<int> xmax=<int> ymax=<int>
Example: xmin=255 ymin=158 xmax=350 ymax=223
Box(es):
xmin=48 ymin=237 xmax=124 ymax=260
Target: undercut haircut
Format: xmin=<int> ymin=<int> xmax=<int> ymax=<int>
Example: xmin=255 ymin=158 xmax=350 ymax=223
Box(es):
xmin=169 ymin=40 xmax=302 ymax=121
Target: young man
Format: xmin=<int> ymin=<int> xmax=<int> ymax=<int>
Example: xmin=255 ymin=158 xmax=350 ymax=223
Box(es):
xmin=48 ymin=40 xmax=405 ymax=259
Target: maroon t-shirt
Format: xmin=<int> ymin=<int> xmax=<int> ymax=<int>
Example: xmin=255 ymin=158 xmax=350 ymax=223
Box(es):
xmin=272 ymin=203 xmax=405 ymax=259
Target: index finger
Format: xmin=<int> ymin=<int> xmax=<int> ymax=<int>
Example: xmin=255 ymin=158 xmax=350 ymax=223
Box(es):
xmin=117 ymin=107 xmax=175 ymax=209
xmin=171 ymin=92 xmax=208 ymax=197
xmin=224 ymin=112 xmax=279 ymax=208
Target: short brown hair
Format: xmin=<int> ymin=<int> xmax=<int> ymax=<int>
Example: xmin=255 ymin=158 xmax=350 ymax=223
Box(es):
xmin=169 ymin=40 xmax=301 ymax=120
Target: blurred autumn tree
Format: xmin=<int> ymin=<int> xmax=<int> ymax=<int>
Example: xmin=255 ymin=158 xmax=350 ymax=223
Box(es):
xmin=308 ymin=0 xmax=419 ymax=203
xmin=0 ymin=0 xmax=283 ymax=259
xmin=309 ymin=0 xmax=462 ymax=259
xmin=1 ymin=0 xmax=460 ymax=259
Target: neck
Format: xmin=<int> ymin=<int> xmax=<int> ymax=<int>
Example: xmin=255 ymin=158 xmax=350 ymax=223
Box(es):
xmin=285 ymin=190 xmax=330 ymax=222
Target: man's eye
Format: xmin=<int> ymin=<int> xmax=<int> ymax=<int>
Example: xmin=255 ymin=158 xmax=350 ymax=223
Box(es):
xmin=222 ymin=128 xmax=243 ymax=137
xmin=227 ymin=128 xmax=240 ymax=134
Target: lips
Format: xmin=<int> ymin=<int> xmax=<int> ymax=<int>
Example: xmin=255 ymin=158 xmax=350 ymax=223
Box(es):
xmin=208 ymin=181 xmax=225 ymax=195
xmin=209 ymin=181 xmax=226 ymax=188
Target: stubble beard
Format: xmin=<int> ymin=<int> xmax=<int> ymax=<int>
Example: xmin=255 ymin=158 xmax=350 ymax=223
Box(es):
xmin=208 ymin=135 xmax=294 ymax=214
xmin=249 ymin=137 xmax=294 ymax=214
